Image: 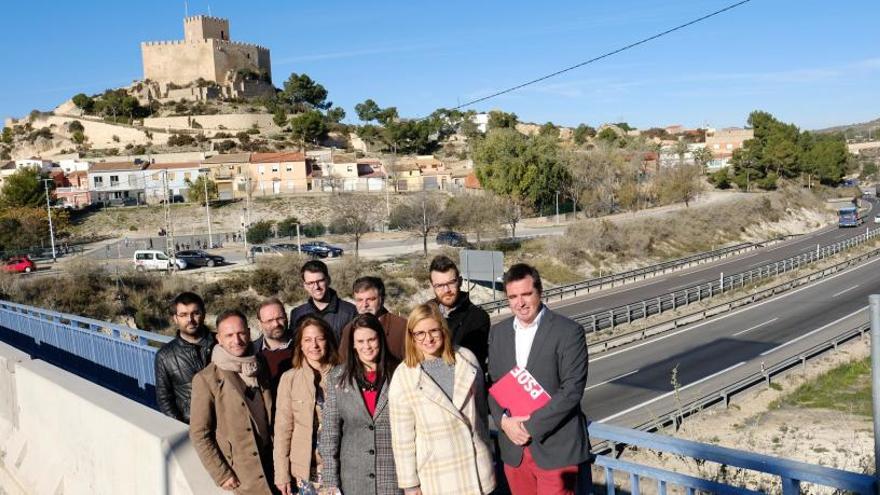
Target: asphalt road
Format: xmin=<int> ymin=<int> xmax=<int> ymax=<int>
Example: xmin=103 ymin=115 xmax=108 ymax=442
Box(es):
xmin=583 ymin=251 xmax=880 ymax=427
xmin=550 ymin=200 xmax=875 ymax=320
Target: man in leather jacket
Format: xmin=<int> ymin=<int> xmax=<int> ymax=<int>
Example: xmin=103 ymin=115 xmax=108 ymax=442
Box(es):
xmin=155 ymin=291 xmax=215 ymax=423
xmin=429 ymin=255 xmax=491 ymax=370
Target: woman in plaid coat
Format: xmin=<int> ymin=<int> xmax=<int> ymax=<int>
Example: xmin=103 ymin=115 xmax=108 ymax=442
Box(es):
xmin=388 ymin=303 xmax=496 ymax=495
xmin=320 ymin=314 xmax=402 ymax=495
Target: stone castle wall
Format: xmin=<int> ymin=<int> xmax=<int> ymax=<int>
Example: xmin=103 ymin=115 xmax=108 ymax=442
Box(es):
xmin=141 ymin=39 xmax=270 ymax=86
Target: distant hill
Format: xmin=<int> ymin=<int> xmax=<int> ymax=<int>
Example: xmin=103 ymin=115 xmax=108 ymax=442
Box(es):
xmin=814 ymin=117 xmax=880 ymax=137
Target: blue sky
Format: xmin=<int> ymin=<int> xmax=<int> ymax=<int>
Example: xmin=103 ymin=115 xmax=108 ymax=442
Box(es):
xmin=1 ymin=0 xmax=878 ymax=130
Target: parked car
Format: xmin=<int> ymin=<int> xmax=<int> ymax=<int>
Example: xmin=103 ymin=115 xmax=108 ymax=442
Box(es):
xmin=300 ymin=241 xmax=344 ymax=258
xmin=133 ymin=250 xmax=186 ymax=272
xmin=250 ymin=244 xmax=285 ymax=257
xmin=436 ymin=230 xmax=469 ymax=247
xmin=273 ymin=243 xmax=302 ymax=253
xmin=175 ymin=250 xmax=225 ymax=268
xmin=2 ymin=256 xmax=36 ymax=274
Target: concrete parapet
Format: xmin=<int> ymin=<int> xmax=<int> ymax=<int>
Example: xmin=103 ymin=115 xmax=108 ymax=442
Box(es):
xmin=0 ymin=352 xmax=223 ymax=494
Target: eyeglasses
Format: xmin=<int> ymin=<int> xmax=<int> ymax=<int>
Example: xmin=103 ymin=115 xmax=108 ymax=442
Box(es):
xmin=431 ymin=278 xmax=459 ymax=291
xmin=304 ymin=278 xmax=327 ymax=288
xmin=175 ymin=311 xmax=204 ymax=319
xmin=412 ymin=328 xmax=444 ymax=342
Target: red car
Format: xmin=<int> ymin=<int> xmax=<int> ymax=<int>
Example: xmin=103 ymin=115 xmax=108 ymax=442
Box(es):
xmin=3 ymin=256 xmax=36 ymax=273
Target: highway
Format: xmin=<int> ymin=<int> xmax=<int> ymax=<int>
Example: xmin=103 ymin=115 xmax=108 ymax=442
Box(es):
xmin=550 ymin=200 xmax=875 ymax=321
xmin=582 ymin=249 xmax=879 ymax=427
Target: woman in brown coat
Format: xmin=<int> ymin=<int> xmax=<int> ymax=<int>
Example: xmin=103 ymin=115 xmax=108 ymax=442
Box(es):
xmin=272 ymin=316 xmax=339 ymax=495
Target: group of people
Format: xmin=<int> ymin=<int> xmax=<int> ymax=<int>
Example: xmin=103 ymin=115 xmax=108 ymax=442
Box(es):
xmin=155 ymin=255 xmax=590 ymax=495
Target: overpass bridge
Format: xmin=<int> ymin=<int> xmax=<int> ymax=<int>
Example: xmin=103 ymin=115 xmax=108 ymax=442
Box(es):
xmin=0 ymin=300 xmax=874 ymax=494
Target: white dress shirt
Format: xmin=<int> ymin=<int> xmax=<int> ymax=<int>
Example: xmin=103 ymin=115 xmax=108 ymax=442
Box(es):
xmin=513 ymin=306 xmax=545 ymax=369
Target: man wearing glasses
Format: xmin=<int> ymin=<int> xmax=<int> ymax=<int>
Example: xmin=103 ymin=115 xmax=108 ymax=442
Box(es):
xmin=289 ymin=259 xmax=356 ymax=341
xmin=252 ymin=297 xmax=294 ymax=395
xmin=154 ymin=291 xmax=215 ymax=423
xmin=428 ymin=255 xmax=491 ymax=370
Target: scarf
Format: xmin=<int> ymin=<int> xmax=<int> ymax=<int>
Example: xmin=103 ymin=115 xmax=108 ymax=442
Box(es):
xmin=211 ymin=345 xmax=261 ymax=388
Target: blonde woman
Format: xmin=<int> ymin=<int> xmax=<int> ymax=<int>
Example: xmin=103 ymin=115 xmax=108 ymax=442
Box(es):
xmin=388 ymin=303 xmax=495 ymax=495
xmin=273 ymin=316 xmax=339 ymax=495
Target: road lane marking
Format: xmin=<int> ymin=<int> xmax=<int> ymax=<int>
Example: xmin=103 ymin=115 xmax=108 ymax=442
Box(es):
xmin=733 ymin=317 xmax=779 ymax=336
xmin=592 ymin=255 xmax=880 ymax=363
xmin=759 ymin=305 xmax=868 ymax=357
xmin=597 ymin=361 xmax=745 ymax=423
xmin=584 ymin=369 xmax=640 ymax=391
xmin=831 ymin=285 xmax=859 ymax=298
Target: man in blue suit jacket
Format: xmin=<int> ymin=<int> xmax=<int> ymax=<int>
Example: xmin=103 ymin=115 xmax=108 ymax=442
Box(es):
xmin=488 ymin=263 xmax=591 ymax=495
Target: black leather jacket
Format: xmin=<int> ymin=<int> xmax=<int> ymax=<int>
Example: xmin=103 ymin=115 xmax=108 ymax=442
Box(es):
xmin=154 ymin=332 xmax=214 ymax=423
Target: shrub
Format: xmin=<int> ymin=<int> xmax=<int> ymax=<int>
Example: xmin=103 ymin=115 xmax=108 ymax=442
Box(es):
xmin=246 ymin=220 xmax=275 ymax=244
xmin=276 ymin=216 xmax=301 ymax=238
xmin=301 ymin=221 xmax=326 ymax=238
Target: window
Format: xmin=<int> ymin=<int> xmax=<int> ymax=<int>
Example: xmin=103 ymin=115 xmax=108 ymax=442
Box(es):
xmin=347 ymin=166 xmax=353 ymax=173
xmin=93 ymin=176 xmax=104 ymax=187
xmin=713 ymin=144 xmax=720 ymax=150
xmin=286 ymin=166 xmax=293 ymax=172
xmin=259 ymin=165 xmax=265 ymax=175
xmin=271 ymin=165 xmax=279 ymax=173
xmin=109 ymin=175 xmax=119 ymax=187
xmin=726 ymin=143 xmax=733 ymax=150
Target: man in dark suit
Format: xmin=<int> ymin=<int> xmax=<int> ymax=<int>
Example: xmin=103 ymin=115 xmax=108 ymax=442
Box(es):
xmin=488 ymin=263 xmax=591 ymax=495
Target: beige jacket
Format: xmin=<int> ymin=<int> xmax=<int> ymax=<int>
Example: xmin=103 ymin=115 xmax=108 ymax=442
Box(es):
xmin=273 ymin=365 xmax=325 ymax=485
xmin=388 ymin=348 xmax=496 ymax=495
xmin=189 ymin=363 xmax=275 ymax=495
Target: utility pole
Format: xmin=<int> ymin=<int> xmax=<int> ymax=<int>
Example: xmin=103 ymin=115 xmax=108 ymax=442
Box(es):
xmin=203 ymin=174 xmax=213 ymax=249
xmin=243 ymin=176 xmax=252 ymax=262
xmin=42 ymin=179 xmax=57 ymax=262
xmin=162 ymin=170 xmax=176 ymax=257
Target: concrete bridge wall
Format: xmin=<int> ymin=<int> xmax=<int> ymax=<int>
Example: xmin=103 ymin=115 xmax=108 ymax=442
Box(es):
xmin=0 ymin=341 xmax=222 ymax=494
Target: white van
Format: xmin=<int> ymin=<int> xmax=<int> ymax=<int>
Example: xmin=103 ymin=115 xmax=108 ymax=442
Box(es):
xmin=133 ymin=250 xmax=186 ymax=271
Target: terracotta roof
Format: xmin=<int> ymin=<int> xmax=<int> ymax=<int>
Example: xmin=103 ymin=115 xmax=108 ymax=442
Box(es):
xmin=145 ymin=162 xmax=202 ymax=170
xmin=449 ymin=168 xmax=472 ymax=178
xmin=331 ymin=153 xmax=358 ymax=164
xmin=390 ymin=163 xmax=420 ymax=172
xmin=464 ymin=172 xmax=481 ymax=189
xmin=67 ymin=171 xmax=87 ymax=178
xmin=357 ymin=158 xmax=382 ymax=165
xmin=250 ymin=152 xmax=305 ymax=163
xmin=202 ymin=152 xmax=252 ymax=164
xmin=89 ymin=161 xmax=145 ymax=172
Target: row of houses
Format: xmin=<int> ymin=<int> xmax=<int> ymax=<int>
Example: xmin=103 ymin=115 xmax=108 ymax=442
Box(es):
xmin=0 ymin=151 xmax=482 ymax=208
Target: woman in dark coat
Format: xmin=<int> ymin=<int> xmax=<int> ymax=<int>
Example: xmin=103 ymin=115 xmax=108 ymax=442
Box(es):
xmin=320 ymin=313 xmax=402 ymax=495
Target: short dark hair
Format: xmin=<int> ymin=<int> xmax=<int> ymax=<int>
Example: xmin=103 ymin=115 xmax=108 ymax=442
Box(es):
xmin=170 ymin=291 xmax=205 ymax=316
xmin=257 ymin=297 xmax=286 ymax=321
xmin=429 ymin=255 xmax=459 ymax=278
xmin=352 ymin=276 xmax=385 ymax=300
xmin=215 ymin=309 xmax=247 ymax=330
xmin=503 ymin=263 xmax=543 ymax=294
xmin=301 ymin=259 xmax=330 ymax=282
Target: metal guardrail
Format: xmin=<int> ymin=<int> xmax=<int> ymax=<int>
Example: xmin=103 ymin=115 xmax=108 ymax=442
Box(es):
xmin=591 ymin=420 xmax=876 ymax=495
xmin=576 ymin=226 xmax=879 ymax=332
xmin=590 ymin=244 xmax=880 ymax=352
xmin=0 ymin=300 xmax=171 ymax=388
xmin=479 ymin=241 xmax=762 ymax=313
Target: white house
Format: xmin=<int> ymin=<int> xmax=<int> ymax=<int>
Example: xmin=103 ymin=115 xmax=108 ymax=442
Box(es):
xmin=14 ymin=157 xmax=54 ymax=172
xmin=88 ymin=162 xmax=147 ymax=206
xmin=58 ymin=159 xmax=91 ymax=174
xmin=143 ymin=162 xmax=205 ymax=204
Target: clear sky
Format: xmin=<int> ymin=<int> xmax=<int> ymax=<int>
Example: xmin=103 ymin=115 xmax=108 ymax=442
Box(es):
xmin=1 ymin=0 xmax=878 ymax=131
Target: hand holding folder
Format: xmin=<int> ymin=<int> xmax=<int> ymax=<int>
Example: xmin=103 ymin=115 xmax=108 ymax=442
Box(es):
xmin=489 ymin=365 xmax=551 ymax=417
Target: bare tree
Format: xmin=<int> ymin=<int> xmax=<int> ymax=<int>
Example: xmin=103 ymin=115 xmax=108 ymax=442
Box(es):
xmin=442 ymin=193 xmax=503 ymax=244
xmin=330 ymin=194 xmax=382 ymax=259
xmin=561 ymin=143 xmax=626 ymax=217
xmin=656 ymin=163 xmax=704 ymax=207
xmin=500 ymin=195 xmax=532 ymax=239
xmin=389 ymin=192 xmax=445 ymax=256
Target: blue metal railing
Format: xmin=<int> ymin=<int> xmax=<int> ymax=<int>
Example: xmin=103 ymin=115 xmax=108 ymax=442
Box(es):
xmin=0 ymin=300 xmax=170 ymax=388
xmin=590 ymin=422 xmax=876 ymax=495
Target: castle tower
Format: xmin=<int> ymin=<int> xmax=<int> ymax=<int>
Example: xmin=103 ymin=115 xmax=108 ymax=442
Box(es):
xmin=184 ymin=15 xmax=229 ymax=42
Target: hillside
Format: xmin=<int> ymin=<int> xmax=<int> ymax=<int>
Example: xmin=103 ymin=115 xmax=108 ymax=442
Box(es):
xmin=813 ymin=116 xmax=880 ymax=138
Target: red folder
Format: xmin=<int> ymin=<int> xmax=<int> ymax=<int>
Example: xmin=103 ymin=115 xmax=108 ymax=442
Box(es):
xmin=489 ymin=366 xmax=551 ymax=417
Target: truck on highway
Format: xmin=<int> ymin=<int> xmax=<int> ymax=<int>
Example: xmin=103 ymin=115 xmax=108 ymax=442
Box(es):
xmin=838 ymin=205 xmax=863 ymax=227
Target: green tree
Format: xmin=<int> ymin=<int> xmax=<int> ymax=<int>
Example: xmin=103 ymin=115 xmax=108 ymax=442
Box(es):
xmin=355 ymin=99 xmax=382 ymax=122
xmin=384 ymin=120 xmax=437 ymax=155
xmin=68 ymin=120 xmax=85 ymax=133
xmin=72 ymin=131 xmax=86 ymax=145
xmin=709 ymin=168 xmax=732 ymax=189
xmin=356 ymin=124 xmax=383 ymax=152
xmin=184 ymin=175 xmax=218 ymax=205
xmin=72 ymin=93 xmax=95 ymax=113
xmin=692 ymin=146 xmax=714 ymax=171
xmin=572 ymin=124 xmax=595 ymax=145
xmin=487 ymin=111 xmax=518 ymax=130
xmin=281 ymin=73 xmax=331 ymax=111
xmin=1 ymin=167 xmax=49 ymax=208
xmin=289 ymin=110 xmax=328 ymax=147
xmin=272 ymin=107 xmax=288 ymax=127
xmin=276 ymin=216 xmax=301 ymax=238
xmin=246 ymin=220 xmax=275 ymax=244
xmin=613 ymin=122 xmax=633 ymax=132
xmin=1 ymin=127 xmax=13 ymax=145
xmin=539 ymin=122 xmax=560 ymax=139
xmin=326 ymin=106 xmax=346 ymax=123
xmin=596 ymin=127 xmax=623 ymax=147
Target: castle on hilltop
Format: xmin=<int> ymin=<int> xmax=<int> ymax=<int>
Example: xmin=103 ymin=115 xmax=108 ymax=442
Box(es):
xmin=140 ymin=16 xmax=274 ymax=100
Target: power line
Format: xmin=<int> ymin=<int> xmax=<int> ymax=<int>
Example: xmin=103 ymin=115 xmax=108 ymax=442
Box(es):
xmin=451 ymin=0 xmax=753 ymax=111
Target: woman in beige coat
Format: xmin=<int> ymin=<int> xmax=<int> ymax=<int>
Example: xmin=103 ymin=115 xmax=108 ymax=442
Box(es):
xmin=388 ymin=303 xmax=496 ymax=495
xmin=273 ymin=316 xmax=339 ymax=495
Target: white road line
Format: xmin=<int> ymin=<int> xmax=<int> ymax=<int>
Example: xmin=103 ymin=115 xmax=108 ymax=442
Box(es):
xmin=733 ymin=317 xmax=779 ymax=336
xmin=758 ymin=305 xmax=867 ymax=357
xmin=592 ymin=255 xmax=880 ymax=363
xmin=597 ymin=361 xmax=745 ymax=423
xmin=831 ymin=284 xmax=859 ymax=298
xmin=584 ymin=369 xmax=640 ymax=391
xmin=669 ymin=283 xmax=693 ymax=291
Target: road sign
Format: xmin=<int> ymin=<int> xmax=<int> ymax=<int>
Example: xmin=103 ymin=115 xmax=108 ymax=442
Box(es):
xmin=460 ymin=249 xmax=504 ymax=283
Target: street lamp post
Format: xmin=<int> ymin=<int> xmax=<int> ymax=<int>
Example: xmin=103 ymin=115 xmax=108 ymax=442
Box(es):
xmin=203 ymin=174 xmax=213 ymax=248
xmin=42 ymin=179 xmax=57 ymax=262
